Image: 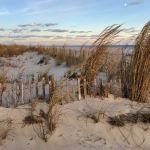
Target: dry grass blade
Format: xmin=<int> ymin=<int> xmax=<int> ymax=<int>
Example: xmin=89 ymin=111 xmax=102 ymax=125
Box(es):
xmin=120 ymin=20 xmax=150 ymax=102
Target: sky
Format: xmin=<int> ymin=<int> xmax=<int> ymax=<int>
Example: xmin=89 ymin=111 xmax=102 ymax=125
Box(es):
xmin=0 ymin=0 xmax=149 ymax=46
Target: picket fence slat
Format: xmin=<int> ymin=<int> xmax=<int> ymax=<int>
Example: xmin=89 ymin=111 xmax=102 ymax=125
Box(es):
xmin=72 ymin=79 xmax=75 ymax=101
xmin=114 ymin=80 xmax=118 ymax=99
xmin=49 ymin=81 xmax=52 ymax=101
xmin=42 ymin=78 xmax=45 ymax=100
xmin=105 ymin=78 xmax=108 ymax=97
xmin=14 ymin=81 xmax=17 ymax=107
xmin=119 ymin=79 xmax=122 ymax=97
xmin=35 ymin=81 xmax=38 ymax=99
xmin=78 ymin=78 xmax=81 ymax=100
xmin=6 ymin=83 xmax=10 ymax=108
xmin=29 ymin=81 xmax=31 ymax=102
xmin=67 ymin=78 xmax=70 ymax=103
xmin=22 ymin=82 xmax=25 ymax=104
xmin=110 ymin=80 xmax=113 ymax=94
xmin=84 ymin=78 xmax=87 ymax=98
xmin=94 ymin=78 xmax=97 ymax=98
xmin=61 ymin=78 xmax=64 ymax=104
xmin=0 ymin=83 xmax=2 ymax=106
xmin=0 ymin=76 xmax=124 ymax=108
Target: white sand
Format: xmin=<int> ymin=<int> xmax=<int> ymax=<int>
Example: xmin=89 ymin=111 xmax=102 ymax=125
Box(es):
xmin=0 ymin=52 xmax=150 ymax=150
xmin=0 ymin=96 xmax=150 ymax=150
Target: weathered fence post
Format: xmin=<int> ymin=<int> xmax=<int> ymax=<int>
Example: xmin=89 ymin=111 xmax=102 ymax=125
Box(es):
xmin=35 ymin=81 xmax=38 ymax=99
xmin=72 ymin=79 xmax=75 ymax=101
xmin=78 ymin=78 xmax=81 ymax=100
xmin=29 ymin=81 xmax=31 ymax=102
xmin=22 ymin=82 xmax=25 ymax=104
xmin=55 ymin=77 xmax=57 ymax=88
xmin=84 ymin=78 xmax=87 ymax=98
xmin=99 ymin=78 xmax=102 ymax=98
xmin=110 ymin=80 xmax=113 ymax=94
xmin=14 ymin=81 xmax=17 ymax=107
xmin=42 ymin=78 xmax=45 ymax=100
xmin=0 ymin=83 xmax=2 ymax=106
xmin=49 ymin=81 xmax=52 ymax=101
xmin=61 ymin=78 xmax=64 ymax=104
xmin=83 ymin=50 xmax=85 ymax=61
xmin=94 ymin=78 xmax=97 ymax=98
xmin=105 ymin=78 xmax=108 ymax=97
xmin=50 ymin=75 xmax=54 ymax=92
xmin=114 ymin=80 xmax=118 ymax=99
xmin=75 ymin=50 xmax=76 ymax=57
xmin=119 ymin=79 xmax=122 ymax=97
xmin=67 ymin=78 xmax=70 ymax=103
xmin=6 ymin=83 xmax=10 ymax=108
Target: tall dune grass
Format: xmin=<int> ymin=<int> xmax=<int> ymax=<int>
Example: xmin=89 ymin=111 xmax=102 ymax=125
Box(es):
xmin=120 ymin=21 xmax=150 ymax=102
xmin=79 ymin=24 xmax=123 ymax=94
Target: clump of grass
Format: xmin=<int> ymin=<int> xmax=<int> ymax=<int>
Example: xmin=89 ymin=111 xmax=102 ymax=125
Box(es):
xmin=85 ymin=103 xmax=106 ymax=123
xmin=38 ymin=56 xmax=45 ymax=64
xmin=105 ymin=49 xmax=121 ymax=81
xmin=37 ymin=45 xmax=45 ymax=55
xmin=55 ymin=44 xmax=67 ymax=66
xmin=83 ymin=24 xmax=122 ymax=91
xmin=119 ymin=21 xmax=150 ymax=102
xmin=38 ymin=68 xmax=50 ymax=84
xmin=22 ymin=84 xmax=62 ymax=142
xmin=65 ymin=54 xmax=72 ymax=67
xmin=67 ymin=24 xmax=123 ymax=96
xmin=31 ymin=73 xmax=34 ymax=83
xmin=0 ymin=70 xmax=8 ymax=84
xmin=0 ymin=118 xmax=13 ymax=141
xmin=108 ymin=109 xmax=150 ymax=127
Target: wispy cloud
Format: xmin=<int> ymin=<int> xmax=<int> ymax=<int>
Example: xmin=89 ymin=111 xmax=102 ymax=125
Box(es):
xmin=90 ymin=35 xmax=99 ymax=39
xmin=12 ymin=29 xmax=21 ymax=33
xmin=18 ymin=23 xmax=57 ymax=27
xmin=76 ymin=35 xmax=88 ymax=38
xmin=0 ymin=11 xmax=8 ymax=15
xmin=0 ymin=35 xmax=54 ymax=39
xmin=0 ymin=28 xmax=5 ymax=31
xmin=44 ymin=29 xmax=68 ymax=32
xmin=36 ymin=23 xmax=42 ymax=26
xmin=70 ymin=31 xmax=92 ymax=33
xmin=44 ymin=23 xmax=58 ymax=27
xmin=30 ymin=28 xmax=41 ymax=32
xmin=18 ymin=23 xmax=35 ymax=27
xmin=54 ymin=36 xmax=64 ymax=39
xmin=125 ymin=0 xmax=142 ymax=6
xmin=52 ymin=29 xmax=68 ymax=32
xmin=123 ymin=27 xmax=140 ymax=33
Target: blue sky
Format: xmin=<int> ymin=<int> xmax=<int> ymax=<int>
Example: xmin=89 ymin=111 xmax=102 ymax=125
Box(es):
xmin=0 ymin=0 xmax=149 ymax=45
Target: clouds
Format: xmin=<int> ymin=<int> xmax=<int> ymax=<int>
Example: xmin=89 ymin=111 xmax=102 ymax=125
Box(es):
xmin=18 ymin=23 xmax=58 ymax=27
xmin=12 ymin=29 xmax=21 ymax=33
xmin=44 ymin=29 xmax=68 ymax=32
xmin=44 ymin=23 xmax=58 ymax=27
xmin=0 ymin=35 xmax=53 ymax=39
xmin=11 ymin=28 xmax=27 ymax=33
xmin=125 ymin=0 xmax=142 ymax=6
xmin=76 ymin=35 xmax=88 ymax=38
xmin=18 ymin=23 xmax=35 ymax=27
xmin=70 ymin=31 xmax=92 ymax=33
xmin=52 ymin=29 xmax=68 ymax=32
xmin=0 ymin=11 xmax=8 ymax=15
xmin=123 ymin=27 xmax=140 ymax=33
xmin=44 ymin=29 xmax=92 ymax=33
xmin=0 ymin=28 xmax=5 ymax=31
xmin=30 ymin=28 xmax=41 ymax=32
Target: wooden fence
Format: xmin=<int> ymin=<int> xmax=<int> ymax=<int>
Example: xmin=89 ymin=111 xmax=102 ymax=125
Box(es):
xmin=0 ymin=76 xmax=122 ymax=108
